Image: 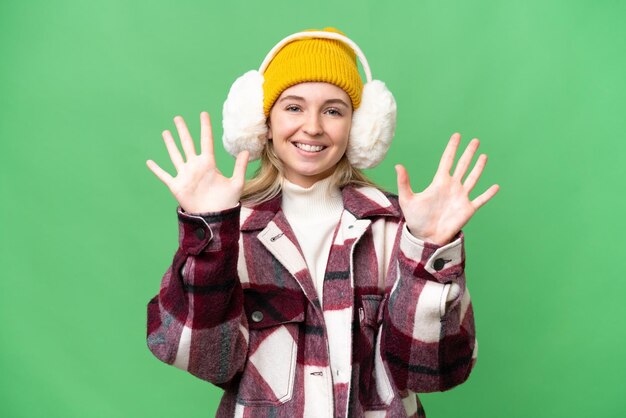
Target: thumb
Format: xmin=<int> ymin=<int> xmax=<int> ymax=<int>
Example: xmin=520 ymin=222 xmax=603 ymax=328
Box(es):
xmin=395 ymin=164 xmax=413 ymax=201
xmin=232 ymin=150 xmax=250 ymax=184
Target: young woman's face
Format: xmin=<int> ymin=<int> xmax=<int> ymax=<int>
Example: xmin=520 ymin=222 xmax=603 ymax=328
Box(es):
xmin=268 ymin=82 xmax=353 ymax=188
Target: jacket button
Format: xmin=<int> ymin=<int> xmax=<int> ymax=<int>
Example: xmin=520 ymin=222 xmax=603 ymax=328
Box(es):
xmin=251 ymin=311 xmax=264 ymax=322
xmin=433 ymin=258 xmax=446 ymax=271
xmin=194 ymin=228 xmax=206 ymax=240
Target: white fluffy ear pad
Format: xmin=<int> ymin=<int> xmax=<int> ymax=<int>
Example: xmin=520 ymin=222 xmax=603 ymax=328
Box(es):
xmin=222 ymin=70 xmax=268 ymax=161
xmin=347 ymin=80 xmax=397 ymax=169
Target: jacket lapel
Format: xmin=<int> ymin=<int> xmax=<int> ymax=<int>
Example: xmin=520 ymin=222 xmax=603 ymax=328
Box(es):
xmin=256 ymin=210 xmax=320 ymax=306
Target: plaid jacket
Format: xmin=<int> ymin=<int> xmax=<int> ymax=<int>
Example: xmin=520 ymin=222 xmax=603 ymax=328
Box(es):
xmin=147 ymin=184 xmax=477 ymax=417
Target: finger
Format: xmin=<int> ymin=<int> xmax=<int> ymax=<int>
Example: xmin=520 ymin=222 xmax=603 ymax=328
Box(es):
xmin=463 ymin=154 xmax=487 ymax=192
xmin=395 ymin=164 xmax=413 ymax=201
xmin=232 ymin=150 xmax=249 ymax=185
xmin=436 ymin=133 xmax=461 ymax=176
xmin=146 ymin=159 xmax=174 ymax=186
xmin=173 ymin=115 xmax=197 ymax=160
xmin=162 ymin=130 xmax=184 ymax=171
xmin=472 ymin=184 xmax=500 ymax=209
xmin=452 ymin=138 xmax=480 ymax=181
xmin=200 ymin=111 xmax=215 ymax=165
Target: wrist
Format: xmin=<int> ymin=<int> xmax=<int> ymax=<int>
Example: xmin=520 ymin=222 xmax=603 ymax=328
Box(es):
xmin=406 ymin=227 xmax=450 ymax=246
xmin=181 ymin=201 xmax=240 ymax=215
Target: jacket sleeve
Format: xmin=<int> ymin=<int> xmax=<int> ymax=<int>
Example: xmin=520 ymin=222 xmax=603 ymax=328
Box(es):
xmin=146 ymin=204 xmax=248 ymax=387
xmin=381 ymin=222 xmax=477 ymax=393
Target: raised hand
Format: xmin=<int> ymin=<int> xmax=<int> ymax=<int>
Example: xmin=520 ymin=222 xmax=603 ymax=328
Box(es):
xmin=395 ymin=133 xmax=499 ymax=245
xmin=146 ymin=112 xmax=249 ymax=214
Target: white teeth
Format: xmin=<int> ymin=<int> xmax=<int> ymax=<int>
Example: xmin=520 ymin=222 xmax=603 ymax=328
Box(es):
xmin=294 ymin=142 xmax=325 ymax=152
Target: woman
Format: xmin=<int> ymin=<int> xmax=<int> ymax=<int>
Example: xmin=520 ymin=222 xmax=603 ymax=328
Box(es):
xmin=146 ymin=28 xmax=498 ymax=418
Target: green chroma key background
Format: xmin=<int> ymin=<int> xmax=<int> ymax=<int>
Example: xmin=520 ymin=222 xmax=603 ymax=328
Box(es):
xmin=1 ymin=0 xmax=625 ymax=416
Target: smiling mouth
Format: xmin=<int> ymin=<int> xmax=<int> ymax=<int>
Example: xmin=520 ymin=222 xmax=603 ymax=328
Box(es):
xmin=293 ymin=142 xmax=327 ymax=153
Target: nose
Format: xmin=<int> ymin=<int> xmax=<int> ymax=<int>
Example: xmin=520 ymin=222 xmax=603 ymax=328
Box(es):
xmin=303 ymin=112 xmax=323 ymax=136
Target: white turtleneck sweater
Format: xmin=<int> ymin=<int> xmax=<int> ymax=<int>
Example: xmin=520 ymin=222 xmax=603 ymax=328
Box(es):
xmin=281 ymin=176 xmax=344 ymax=305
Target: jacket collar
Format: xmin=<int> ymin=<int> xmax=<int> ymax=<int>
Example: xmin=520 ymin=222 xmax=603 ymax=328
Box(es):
xmin=341 ymin=184 xmax=400 ymax=219
xmin=241 ymin=183 xmax=400 ymax=232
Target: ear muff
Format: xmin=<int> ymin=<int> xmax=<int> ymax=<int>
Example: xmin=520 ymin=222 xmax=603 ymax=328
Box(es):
xmin=222 ymin=70 xmax=267 ymax=160
xmin=222 ymin=31 xmax=397 ymax=169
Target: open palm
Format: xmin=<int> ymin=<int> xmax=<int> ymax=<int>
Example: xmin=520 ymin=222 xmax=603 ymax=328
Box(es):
xmin=396 ymin=133 xmax=499 ymax=245
xmin=146 ymin=112 xmax=249 ymax=214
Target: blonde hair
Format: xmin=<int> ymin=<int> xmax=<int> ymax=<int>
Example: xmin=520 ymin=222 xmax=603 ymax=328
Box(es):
xmin=240 ymin=140 xmax=380 ymax=207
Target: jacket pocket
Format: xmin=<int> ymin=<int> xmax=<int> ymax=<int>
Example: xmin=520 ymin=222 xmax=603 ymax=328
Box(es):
xmin=236 ymin=286 xmax=306 ymax=406
xmin=358 ymin=294 xmax=394 ymax=410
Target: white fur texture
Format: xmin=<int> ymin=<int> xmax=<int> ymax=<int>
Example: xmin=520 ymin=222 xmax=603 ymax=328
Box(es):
xmin=222 ymin=70 xmax=268 ymax=160
xmin=347 ymin=80 xmax=397 ymax=169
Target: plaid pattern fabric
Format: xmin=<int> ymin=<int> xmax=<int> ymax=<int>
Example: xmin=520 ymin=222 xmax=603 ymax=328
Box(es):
xmin=147 ymin=184 xmax=477 ymax=417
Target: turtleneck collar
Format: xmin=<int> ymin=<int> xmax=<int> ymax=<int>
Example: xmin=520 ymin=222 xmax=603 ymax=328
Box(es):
xmin=281 ymin=176 xmax=344 ymax=221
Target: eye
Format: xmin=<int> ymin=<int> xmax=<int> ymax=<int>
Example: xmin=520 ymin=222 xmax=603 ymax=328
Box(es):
xmin=285 ymin=105 xmax=301 ymax=112
xmin=325 ymin=108 xmax=343 ymax=117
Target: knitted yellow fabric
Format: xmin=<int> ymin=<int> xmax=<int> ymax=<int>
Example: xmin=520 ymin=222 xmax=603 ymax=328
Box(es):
xmin=262 ymin=27 xmax=363 ymax=116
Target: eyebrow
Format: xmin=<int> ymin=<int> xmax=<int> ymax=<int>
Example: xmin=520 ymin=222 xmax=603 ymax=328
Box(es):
xmin=278 ymin=95 xmax=350 ymax=108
